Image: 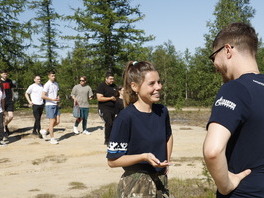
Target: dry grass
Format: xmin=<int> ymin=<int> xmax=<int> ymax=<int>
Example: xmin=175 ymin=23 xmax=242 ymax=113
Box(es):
xmin=32 ymin=155 xmax=67 ymax=165
xmin=68 ymin=182 xmax=87 ymax=190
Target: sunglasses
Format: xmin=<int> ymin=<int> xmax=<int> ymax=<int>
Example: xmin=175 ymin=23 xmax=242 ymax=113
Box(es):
xmin=80 ymin=79 xmax=85 ymax=82
xmin=209 ymin=46 xmax=234 ymax=62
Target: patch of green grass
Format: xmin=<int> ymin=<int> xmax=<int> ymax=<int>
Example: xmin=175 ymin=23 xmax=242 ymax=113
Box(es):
xmin=80 ymin=178 xmax=215 ymax=198
xmin=169 ymin=178 xmax=215 ymax=198
xmin=68 ymin=181 xmax=87 ymax=190
xmin=82 ymin=183 xmax=117 ymax=198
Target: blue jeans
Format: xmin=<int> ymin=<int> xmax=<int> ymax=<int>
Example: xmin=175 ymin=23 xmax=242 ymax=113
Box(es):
xmin=75 ymin=107 xmax=89 ymax=131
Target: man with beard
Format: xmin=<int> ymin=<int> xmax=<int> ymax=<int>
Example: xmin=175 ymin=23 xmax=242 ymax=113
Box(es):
xmin=96 ymin=72 xmax=117 ymax=145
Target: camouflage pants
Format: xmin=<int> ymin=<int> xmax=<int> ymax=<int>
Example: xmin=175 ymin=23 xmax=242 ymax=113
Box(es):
xmin=117 ymin=171 xmax=173 ymax=198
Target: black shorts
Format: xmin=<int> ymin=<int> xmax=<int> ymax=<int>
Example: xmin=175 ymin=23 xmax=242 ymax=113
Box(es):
xmin=5 ymin=100 xmax=14 ymax=112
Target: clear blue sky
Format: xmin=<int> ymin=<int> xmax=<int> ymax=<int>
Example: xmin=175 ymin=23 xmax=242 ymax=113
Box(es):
xmin=27 ymin=0 xmax=264 ymax=58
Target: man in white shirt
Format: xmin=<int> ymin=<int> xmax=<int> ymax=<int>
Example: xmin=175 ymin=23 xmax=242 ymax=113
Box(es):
xmin=25 ymin=75 xmax=44 ymax=138
xmin=41 ymin=71 xmax=60 ymax=144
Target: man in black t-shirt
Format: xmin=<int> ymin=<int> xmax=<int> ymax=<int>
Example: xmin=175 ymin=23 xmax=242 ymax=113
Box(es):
xmin=96 ymin=72 xmax=117 ymax=145
xmin=0 ymin=70 xmax=15 ymax=137
xmin=203 ymin=23 xmax=263 ymax=197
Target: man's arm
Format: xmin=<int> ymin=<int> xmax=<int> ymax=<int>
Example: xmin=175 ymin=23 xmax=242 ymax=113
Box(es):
xmin=203 ymin=122 xmax=251 ymax=195
xmin=96 ymin=93 xmax=116 ymax=102
xmin=25 ymin=92 xmax=33 ymax=106
xmin=42 ymin=91 xmax=59 ymax=102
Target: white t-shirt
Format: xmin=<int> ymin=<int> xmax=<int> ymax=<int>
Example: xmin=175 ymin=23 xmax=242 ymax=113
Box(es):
xmin=26 ymin=83 xmax=44 ymax=105
xmin=43 ymin=80 xmax=59 ymax=106
xmin=0 ymin=89 xmax=6 ymax=113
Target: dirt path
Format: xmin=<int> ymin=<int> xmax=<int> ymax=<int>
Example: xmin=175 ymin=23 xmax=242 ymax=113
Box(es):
xmin=0 ymin=111 xmax=207 ymax=198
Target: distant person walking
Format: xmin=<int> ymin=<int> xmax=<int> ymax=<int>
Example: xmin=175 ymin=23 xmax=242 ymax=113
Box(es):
xmin=114 ymin=85 xmax=124 ymax=115
xmin=71 ymin=76 xmax=93 ymax=135
xmin=0 ymin=70 xmax=15 ymax=137
xmin=96 ymin=72 xmax=117 ymax=145
xmin=25 ymin=75 xmax=44 ymax=138
xmin=41 ymin=71 xmax=60 ymax=145
xmin=0 ymin=80 xmax=6 ymax=146
xmin=107 ymin=61 xmax=174 ymax=197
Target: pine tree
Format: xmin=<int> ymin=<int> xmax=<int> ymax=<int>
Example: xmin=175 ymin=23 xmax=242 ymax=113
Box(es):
xmin=0 ymin=0 xmax=31 ymax=69
xmin=29 ymin=0 xmax=61 ymax=69
xmin=189 ymin=0 xmax=255 ymax=106
xmin=66 ymin=0 xmax=154 ymax=72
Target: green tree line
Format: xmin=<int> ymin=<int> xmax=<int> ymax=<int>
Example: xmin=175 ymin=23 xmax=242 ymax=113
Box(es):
xmin=0 ymin=0 xmax=263 ymax=108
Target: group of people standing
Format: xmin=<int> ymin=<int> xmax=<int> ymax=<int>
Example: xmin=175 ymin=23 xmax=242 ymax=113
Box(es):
xmin=0 ymin=69 xmax=122 ymax=146
xmin=0 ymin=22 xmax=263 ymax=197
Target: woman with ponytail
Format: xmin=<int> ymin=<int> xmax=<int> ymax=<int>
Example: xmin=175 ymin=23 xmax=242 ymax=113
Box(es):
xmin=107 ymin=61 xmax=174 ymax=198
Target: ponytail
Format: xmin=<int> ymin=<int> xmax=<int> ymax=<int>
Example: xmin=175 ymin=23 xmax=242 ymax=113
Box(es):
xmin=123 ymin=61 xmax=156 ymax=107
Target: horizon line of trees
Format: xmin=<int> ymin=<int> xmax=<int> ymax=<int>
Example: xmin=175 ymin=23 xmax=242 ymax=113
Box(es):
xmin=1 ymin=0 xmax=263 ymax=109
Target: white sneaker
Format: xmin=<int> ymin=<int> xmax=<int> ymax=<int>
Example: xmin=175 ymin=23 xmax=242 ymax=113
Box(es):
xmin=40 ymin=129 xmax=49 ymax=141
xmin=73 ymin=126 xmax=79 ymax=134
xmin=0 ymin=141 xmax=7 ymax=146
xmin=82 ymin=130 xmax=91 ymax=135
xmin=50 ymin=138 xmax=59 ymax=145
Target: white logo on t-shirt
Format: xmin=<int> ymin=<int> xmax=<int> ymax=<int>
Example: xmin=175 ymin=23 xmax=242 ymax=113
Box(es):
xmin=215 ymin=96 xmax=236 ymax=110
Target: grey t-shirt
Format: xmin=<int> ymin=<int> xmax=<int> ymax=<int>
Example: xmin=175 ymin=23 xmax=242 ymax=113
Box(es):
xmin=71 ymin=84 xmax=93 ymax=108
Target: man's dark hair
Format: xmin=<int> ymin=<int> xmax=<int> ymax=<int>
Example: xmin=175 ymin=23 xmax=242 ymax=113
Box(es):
xmin=0 ymin=69 xmax=8 ymax=74
xmin=48 ymin=71 xmax=56 ymax=75
xmin=105 ymin=71 xmax=114 ymax=78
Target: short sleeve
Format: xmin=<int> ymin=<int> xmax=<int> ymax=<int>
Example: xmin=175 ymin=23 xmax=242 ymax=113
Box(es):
xmin=88 ymin=86 xmax=93 ymax=98
xmin=26 ymin=85 xmax=32 ymax=94
xmin=165 ymin=107 xmax=172 ymax=141
xmin=71 ymin=85 xmax=77 ymax=97
xmin=43 ymin=83 xmax=49 ymax=93
xmin=107 ymin=113 xmax=130 ymax=159
xmin=207 ymin=81 xmax=251 ymax=134
xmin=96 ymin=83 xmax=104 ymax=95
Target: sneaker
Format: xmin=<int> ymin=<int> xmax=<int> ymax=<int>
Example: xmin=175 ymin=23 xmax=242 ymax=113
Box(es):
xmin=3 ymin=133 xmax=8 ymax=142
xmin=73 ymin=126 xmax=79 ymax=134
xmin=49 ymin=138 xmax=59 ymax=145
xmin=40 ymin=129 xmax=49 ymax=141
xmin=82 ymin=130 xmax=91 ymax=135
xmin=0 ymin=141 xmax=7 ymax=146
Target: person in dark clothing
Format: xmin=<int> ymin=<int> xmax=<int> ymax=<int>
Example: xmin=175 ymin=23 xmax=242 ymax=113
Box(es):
xmin=0 ymin=70 xmax=15 ymax=138
xmin=114 ymin=85 xmax=124 ymax=115
xmin=203 ymin=23 xmax=263 ymax=197
xmin=96 ymin=72 xmax=117 ymax=145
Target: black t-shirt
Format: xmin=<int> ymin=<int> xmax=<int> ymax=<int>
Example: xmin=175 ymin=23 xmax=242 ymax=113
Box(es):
xmin=207 ymin=73 xmax=264 ymax=197
xmin=1 ymin=78 xmax=15 ymax=101
xmin=107 ymin=104 xmax=172 ymax=173
xmin=96 ymin=82 xmax=117 ymax=110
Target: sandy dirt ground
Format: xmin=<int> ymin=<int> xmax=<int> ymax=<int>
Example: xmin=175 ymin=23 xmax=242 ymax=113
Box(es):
xmin=0 ymin=110 xmax=208 ymax=198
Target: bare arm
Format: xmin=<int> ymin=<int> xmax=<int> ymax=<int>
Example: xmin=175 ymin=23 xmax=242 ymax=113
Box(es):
xmin=96 ymin=93 xmax=116 ymax=102
xmin=24 ymin=92 xmax=33 ymax=106
xmin=167 ymin=135 xmax=173 ymax=162
xmin=42 ymin=91 xmax=59 ymax=102
xmin=108 ymin=153 xmax=170 ymax=168
xmin=203 ymin=122 xmax=251 ymax=195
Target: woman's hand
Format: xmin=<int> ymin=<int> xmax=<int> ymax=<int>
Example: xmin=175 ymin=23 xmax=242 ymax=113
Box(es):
xmin=144 ymin=153 xmax=170 ymax=168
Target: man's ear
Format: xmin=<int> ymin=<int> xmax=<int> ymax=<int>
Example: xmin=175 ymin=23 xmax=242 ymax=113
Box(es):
xmin=131 ymin=82 xmax=138 ymax=93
